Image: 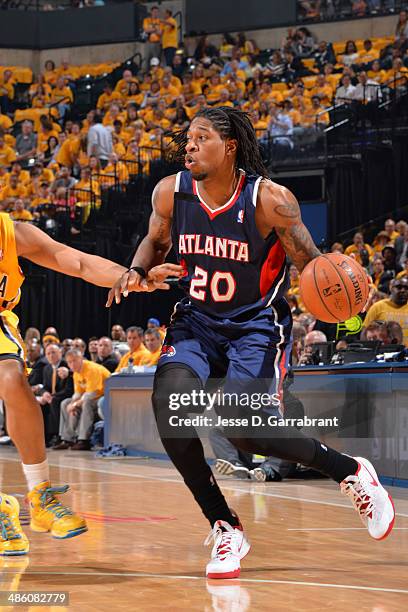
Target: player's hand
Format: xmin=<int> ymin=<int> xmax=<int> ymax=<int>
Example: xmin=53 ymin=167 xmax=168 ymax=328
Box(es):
xmin=106 ymin=263 xmax=184 ymax=306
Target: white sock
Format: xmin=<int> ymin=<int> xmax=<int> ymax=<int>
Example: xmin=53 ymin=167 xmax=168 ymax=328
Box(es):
xmin=22 ymin=459 xmax=50 ymax=491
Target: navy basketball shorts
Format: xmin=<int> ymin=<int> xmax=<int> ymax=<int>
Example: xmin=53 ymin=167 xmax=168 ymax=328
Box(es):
xmin=157 ymin=298 xmax=292 ymax=413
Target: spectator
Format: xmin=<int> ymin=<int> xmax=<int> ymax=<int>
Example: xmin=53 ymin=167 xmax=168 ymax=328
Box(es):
xmin=110 ymin=324 xmax=128 ymax=355
xmin=72 ymin=337 xmax=86 ymax=354
xmin=51 ymin=166 xmax=76 ymax=194
xmin=15 ymin=121 xmax=37 ymax=166
xmin=24 ymin=327 xmax=41 ymax=344
xmin=314 ymin=41 xmax=336 ymax=71
xmin=143 ymin=5 xmax=162 ymax=64
xmin=87 ymin=112 xmax=112 ymax=169
xmin=396 ymin=9 xmax=408 ymax=40
xmin=96 ymin=337 xmax=119 ymax=373
xmin=142 ymin=328 xmax=162 ymax=366
xmin=161 ymin=9 xmax=178 ymax=67
xmin=55 ymin=349 xmax=110 ymax=451
xmin=335 ymin=74 xmax=356 ymax=104
xmin=372 ymin=231 xmax=390 ymax=253
xmin=351 ymin=0 xmax=367 ymax=17
xmin=0 ymin=134 xmax=16 ymax=169
xmin=36 ymin=343 xmax=73 ymax=447
xmin=363 ymin=320 xmax=403 ymax=345
xmin=298 ymin=330 xmax=328 ymax=365
xmin=61 ymin=338 xmax=73 ymax=356
xmin=292 ymin=321 xmax=307 ymax=365
xmin=265 ymin=104 xmax=293 ymax=158
xmin=371 ymin=256 xmax=394 ymax=293
xmin=26 ymin=340 xmax=48 ymax=388
xmin=88 ymin=337 xmax=99 ymax=362
xmin=194 ymin=35 xmax=219 ymax=62
xmin=384 ymin=218 xmax=399 ymax=242
xmin=382 ymin=245 xmax=402 ymax=275
xmin=363 ymin=277 xmax=408 ymax=345
xmin=115 ymin=326 xmax=150 ymax=371
xmin=341 ymin=41 xmax=359 ymax=67
xmin=396 ymin=258 xmax=408 ymax=281
xmin=344 ymin=232 xmax=373 ymax=266
xmin=353 ymin=71 xmax=382 ymax=103
xmin=331 ymin=242 xmax=344 ymax=253
xmin=10 ymin=199 xmax=33 ymax=222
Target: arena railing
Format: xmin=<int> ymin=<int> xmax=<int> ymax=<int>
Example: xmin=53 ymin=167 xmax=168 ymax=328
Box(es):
xmin=296 ymin=0 xmax=406 ymax=24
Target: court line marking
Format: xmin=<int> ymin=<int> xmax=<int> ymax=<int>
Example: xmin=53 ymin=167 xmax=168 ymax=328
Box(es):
xmin=2 ymin=570 xmax=408 ymax=595
xmin=2 ymin=455 xmax=408 ymax=518
xmin=288 ymin=527 xmax=408 ymax=531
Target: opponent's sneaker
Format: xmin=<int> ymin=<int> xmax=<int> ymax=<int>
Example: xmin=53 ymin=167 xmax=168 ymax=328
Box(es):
xmin=0 ymin=494 xmax=29 ymax=556
xmin=214 ymin=459 xmax=250 ymax=480
xmin=205 ymin=513 xmax=250 ymax=579
xmin=27 ymin=481 xmax=87 ymax=539
xmin=340 ymin=457 xmax=395 ymax=540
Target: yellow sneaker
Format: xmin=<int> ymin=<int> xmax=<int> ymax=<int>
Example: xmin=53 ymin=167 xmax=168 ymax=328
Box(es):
xmin=27 ymin=482 xmax=87 ymax=539
xmin=0 ymin=494 xmax=29 ymax=556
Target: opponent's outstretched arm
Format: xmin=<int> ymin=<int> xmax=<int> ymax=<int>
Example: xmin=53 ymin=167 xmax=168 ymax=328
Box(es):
xmin=15 ymin=222 xmax=126 ymax=288
xmin=257 ymin=180 xmax=321 ymax=272
xmin=106 ymin=174 xmax=184 ymax=306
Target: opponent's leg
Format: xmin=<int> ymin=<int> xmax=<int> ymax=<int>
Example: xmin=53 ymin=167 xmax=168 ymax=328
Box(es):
xmin=0 ymin=359 xmax=87 ymax=542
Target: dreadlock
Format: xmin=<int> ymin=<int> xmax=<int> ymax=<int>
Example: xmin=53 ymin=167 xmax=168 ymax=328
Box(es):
xmin=167 ymin=106 xmax=269 ymax=177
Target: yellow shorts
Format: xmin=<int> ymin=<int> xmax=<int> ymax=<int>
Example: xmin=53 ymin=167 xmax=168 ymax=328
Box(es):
xmin=0 ymin=311 xmax=26 ymax=363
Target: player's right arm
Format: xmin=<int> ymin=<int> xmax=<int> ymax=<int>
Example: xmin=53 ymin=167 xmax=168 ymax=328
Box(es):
xmin=106 ymin=174 xmax=184 ymax=306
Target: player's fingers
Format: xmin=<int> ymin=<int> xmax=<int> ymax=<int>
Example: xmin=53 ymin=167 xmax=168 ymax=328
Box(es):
xmin=105 ymin=288 xmax=115 ymax=307
xmin=153 ymin=282 xmax=170 ymax=291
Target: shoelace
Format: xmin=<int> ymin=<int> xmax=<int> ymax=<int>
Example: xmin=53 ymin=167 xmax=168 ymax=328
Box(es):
xmin=0 ymin=511 xmax=21 ymax=541
xmin=204 ymin=522 xmax=238 ymax=560
xmin=39 ymin=486 xmax=73 ymax=519
xmin=341 ymin=476 xmax=375 ymax=519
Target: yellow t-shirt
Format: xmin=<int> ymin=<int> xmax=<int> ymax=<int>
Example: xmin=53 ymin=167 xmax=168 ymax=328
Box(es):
xmin=73 ymin=360 xmax=110 ymax=398
xmin=363 ymin=299 xmax=408 ymax=346
xmin=0 ymin=212 xmax=24 ymax=311
xmin=344 ymin=243 xmax=374 ymax=264
xmin=162 ymin=17 xmax=178 ymax=49
xmin=143 ymin=17 xmax=162 ymax=43
xmin=0 ymin=184 xmax=27 ymax=200
xmin=140 ymin=347 xmax=162 ymax=366
xmin=0 ymin=145 xmax=16 ymax=168
xmin=0 ymin=114 xmax=12 ymax=131
xmin=10 ymin=209 xmax=33 ymax=222
xmin=116 ymin=346 xmax=151 ymax=371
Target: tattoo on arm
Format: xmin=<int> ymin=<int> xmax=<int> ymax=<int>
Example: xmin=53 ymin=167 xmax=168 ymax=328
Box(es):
xmin=275 ymin=223 xmax=321 ymax=272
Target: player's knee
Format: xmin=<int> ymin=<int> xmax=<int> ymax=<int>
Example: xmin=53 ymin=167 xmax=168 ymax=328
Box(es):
xmin=152 ymin=365 xmax=202 ymax=419
xmin=0 ymin=359 xmax=26 ymax=400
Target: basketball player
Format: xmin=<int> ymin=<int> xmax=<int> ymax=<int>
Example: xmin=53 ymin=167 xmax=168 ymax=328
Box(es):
xmin=107 ymin=108 xmax=395 ymax=579
xmin=0 ymin=214 xmax=177 ymax=555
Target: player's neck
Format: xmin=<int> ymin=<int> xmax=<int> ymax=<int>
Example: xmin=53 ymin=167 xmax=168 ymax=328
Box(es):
xmin=195 ymin=166 xmax=240 ymax=209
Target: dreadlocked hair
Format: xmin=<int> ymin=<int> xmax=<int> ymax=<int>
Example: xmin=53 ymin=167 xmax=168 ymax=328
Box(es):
xmin=167 ymin=106 xmax=269 ymax=177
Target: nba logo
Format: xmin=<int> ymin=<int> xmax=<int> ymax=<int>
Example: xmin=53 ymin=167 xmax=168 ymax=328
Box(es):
xmin=237 ymin=210 xmax=244 ymax=223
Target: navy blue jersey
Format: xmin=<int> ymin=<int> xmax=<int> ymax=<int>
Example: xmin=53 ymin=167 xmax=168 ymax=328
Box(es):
xmin=172 ymin=170 xmax=288 ymax=319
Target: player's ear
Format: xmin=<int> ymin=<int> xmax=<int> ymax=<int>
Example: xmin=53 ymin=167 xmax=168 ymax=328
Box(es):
xmin=226 ymin=138 xmax=238 ymax=156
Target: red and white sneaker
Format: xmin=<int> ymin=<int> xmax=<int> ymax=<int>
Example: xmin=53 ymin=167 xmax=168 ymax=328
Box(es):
xmin=205 ymin=514 xmax=250 ymax=579
xmin=340 ymin=457 xmax=395 ymax=540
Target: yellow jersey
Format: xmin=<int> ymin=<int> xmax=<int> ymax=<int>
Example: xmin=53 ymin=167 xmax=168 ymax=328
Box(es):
xmin=0 ymin=213 xmax=24 ymax=313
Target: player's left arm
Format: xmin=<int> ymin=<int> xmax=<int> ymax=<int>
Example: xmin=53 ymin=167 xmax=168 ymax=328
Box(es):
xmin=257 ymin=180 xmax=321 ymax=272
xmin=15 ymin=222 xmax=126 ymax=288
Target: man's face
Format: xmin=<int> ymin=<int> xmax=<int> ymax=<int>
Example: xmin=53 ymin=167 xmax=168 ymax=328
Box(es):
xmin=144 ymin=333 xmax=161 ymax=353
xmin=373 ymin=259 xmax=384 ymax=274
xmin=390 ymin=279 xmax=408 ymax=306
xmin=62 ymin=338 xmax=73 ymax=354
xmin=10 ymin=176 xmax=18 ymax=188
xmin=127 ymin=331 xmax=142 ymax=353
xmin=72 ymin=338 xmax=85 ymax=354
xmin=22 ymin=122 xmax=32 ymax=135
xmin=66 ymin=354 xmax=83 ymax=373
xmin=45 ymin=344 xmax=62 ymax=366
xmin=97 ymin=338 xmax=113 ymax=359
xmin=152 ymin=7 xmax=159 ymax=18
xmin=185 ymin=118 xmax=236 ymax=181
xmin=385 ymin=220 xmax=395 ymax=235
xmin=27 ymin=341 xmax=41 ymax=362
xmin=88 ymin=339 xmax=98 ymax=354
xmin=111 ymin=325 xmax=124 ymax=341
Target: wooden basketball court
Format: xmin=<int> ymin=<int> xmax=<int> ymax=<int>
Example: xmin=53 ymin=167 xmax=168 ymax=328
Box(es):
xmin=0 ymin=447 xmax=407 ymax=611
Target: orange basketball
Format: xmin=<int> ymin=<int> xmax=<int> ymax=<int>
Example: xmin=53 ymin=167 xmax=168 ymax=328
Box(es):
xmin=299 ymin=253 xmax=369 ymax=323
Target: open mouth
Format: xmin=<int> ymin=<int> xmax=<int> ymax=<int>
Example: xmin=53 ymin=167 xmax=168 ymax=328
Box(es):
xmin=185 ymin=154 xmax=197 ymax=169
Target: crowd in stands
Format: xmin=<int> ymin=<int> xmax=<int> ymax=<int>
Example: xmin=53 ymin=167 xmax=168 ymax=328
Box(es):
xmin=288 ymin=217 xmax=408 ymax=365
xmin=0 ymin=8 xmax=406 ymax=232
xmin=0 ymin=319 xmax=165 ymax=451
xmin=297 ymin=0 xmax=405 ymax=22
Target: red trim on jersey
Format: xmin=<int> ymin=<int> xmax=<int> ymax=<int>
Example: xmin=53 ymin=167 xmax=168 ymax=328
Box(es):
xmin=259 ymin=239 xmax=286 ymax=298
xmin=193 ymin=172 xmax=245 ymax=220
